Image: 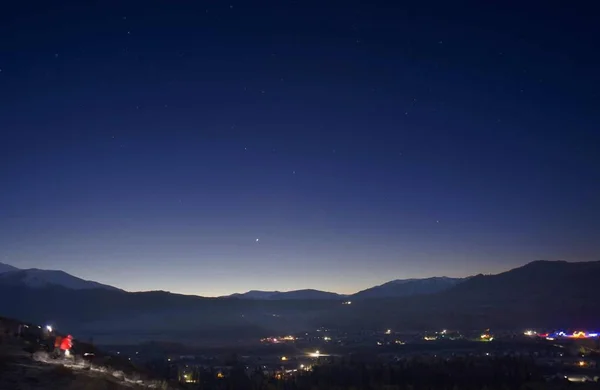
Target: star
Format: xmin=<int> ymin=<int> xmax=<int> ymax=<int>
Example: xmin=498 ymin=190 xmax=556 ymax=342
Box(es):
xmin=255 ymin=238 xmax=259 ymax=243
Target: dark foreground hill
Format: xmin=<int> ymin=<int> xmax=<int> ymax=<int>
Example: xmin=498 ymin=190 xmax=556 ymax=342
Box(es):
xmin=1 ymin=260 xmax=599 ymax=345
xmin=0 ymin=318 xmax=172 ymax=389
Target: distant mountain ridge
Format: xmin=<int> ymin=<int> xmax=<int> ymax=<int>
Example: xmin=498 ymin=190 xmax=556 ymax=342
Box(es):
xmin=0 ymin=261 xmax=466 ymax=299
xmin=351 ymin=276 xmax=464 ymax=299
xmin=227 ymin=289 xmax=346 ymax=300
xmin=1 ymin=260 xmax=599 ymax=345
xmin=227 ymin=277 xmax=464 ymax=301
xmin=0 ymin=263 xmax=120 ymax=291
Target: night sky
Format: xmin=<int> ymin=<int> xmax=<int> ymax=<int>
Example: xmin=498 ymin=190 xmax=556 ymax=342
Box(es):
xmin=1 ymin=1 xmax=598 ymax=296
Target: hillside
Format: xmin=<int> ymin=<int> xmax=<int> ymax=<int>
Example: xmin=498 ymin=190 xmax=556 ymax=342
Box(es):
xmin=0 ymin=263 xmax=119 ymax=291
xmin=0 ymin=286 xmax=338 ymax=345
xmin=1 ymin=260 xmax=600 ymax=345
xmin=318 ymin=260 xmax=600 ymax=331
xmin=351 ymin=277 xmax=463 ymax=299
xmin=444 ymin=260 xmax=600 ymax=302
xmin=0 ymin=316 xmax=172 ymax=389
xmin=0 ymin=263 xmax=19 ymax=273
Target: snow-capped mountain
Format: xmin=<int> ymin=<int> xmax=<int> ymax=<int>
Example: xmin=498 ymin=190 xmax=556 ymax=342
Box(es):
xmin=0 ymin=262 xmax=19 ymax=274
xmin=0 ymin=263 xmax=120 ymax=291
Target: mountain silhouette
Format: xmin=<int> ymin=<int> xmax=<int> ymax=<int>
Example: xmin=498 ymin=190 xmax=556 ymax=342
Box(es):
xmin=1 ymin=260 xmax=599 ymax=345
xmin=228 ymin=289 xmax=345 ymax=300
xmin=351 ymin=277 xmax=463 ymax=299
xmin=0 ymin=263 xmax=120 ymax=291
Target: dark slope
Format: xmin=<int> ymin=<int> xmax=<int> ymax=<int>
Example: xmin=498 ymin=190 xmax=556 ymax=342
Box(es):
xmin=318 ymin=260 xmax=600 ymax=331
xmin=0 ymin=285 xmax=338 ymax=345
xmin=351 ymin=277 xmax=463 ymax=299
xmin=0 ymin=269 xmax=120 ymax=291
xmin=1 ymin=260 xmax=599 ymax=344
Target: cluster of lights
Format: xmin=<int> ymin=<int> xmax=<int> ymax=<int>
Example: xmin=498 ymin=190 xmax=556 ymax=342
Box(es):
xmin=533 ymin=330 xmax=599 ymax=340
xmin=261 ymin=335 xmax=296 ymax=343
xmin=480 ymin=333 xmax=493 ymax=341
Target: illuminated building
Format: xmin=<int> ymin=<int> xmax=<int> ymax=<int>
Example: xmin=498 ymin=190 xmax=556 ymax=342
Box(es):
xmin=480 ymin=331 xmax=493 ymax=341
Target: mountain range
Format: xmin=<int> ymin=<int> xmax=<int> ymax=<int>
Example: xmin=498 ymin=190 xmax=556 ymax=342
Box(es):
xmin=0 ymin=262 xmax=464 ymax=299
xmin=225 ymin=277 xmax=465 ymax=300
xmin=1 ymin=260 xmax=599 ymax=346
xmin=228 ymin=289 xmax=346 ymax=300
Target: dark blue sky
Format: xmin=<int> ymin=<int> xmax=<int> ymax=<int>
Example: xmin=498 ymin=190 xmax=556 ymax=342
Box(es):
xmin=1 ymin=1 xmax=598 ymax=296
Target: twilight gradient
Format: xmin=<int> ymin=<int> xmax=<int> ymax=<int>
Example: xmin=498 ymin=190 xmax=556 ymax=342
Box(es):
xmin=1 ymin=0 xmax=598 ymax=296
